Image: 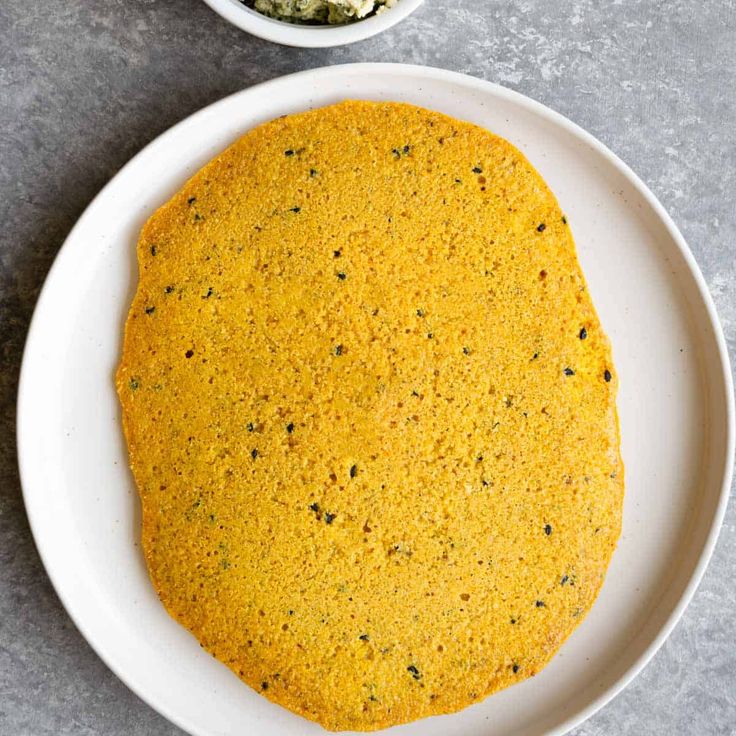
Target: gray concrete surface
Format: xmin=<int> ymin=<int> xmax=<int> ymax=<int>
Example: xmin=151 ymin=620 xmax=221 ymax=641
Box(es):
xmin=1 ymin=0 xmax=734 ymax=734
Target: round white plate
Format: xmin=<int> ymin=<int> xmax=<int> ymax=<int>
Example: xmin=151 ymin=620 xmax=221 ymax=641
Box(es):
xmin=18 ymin=64 xmax=734 ymax=736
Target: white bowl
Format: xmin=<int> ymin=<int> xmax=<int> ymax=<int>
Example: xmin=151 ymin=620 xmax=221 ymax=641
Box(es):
xmin=200 ymin=0 xmax=425 ymax=46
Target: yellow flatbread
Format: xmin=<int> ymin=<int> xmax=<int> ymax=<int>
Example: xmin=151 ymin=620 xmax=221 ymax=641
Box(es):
xmin=117 ymin=100 xmax=623 ymax=731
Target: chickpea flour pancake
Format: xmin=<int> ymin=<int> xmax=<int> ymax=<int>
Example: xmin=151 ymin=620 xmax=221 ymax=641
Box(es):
xmin=117 ymin=100 xmax=623 ymax=731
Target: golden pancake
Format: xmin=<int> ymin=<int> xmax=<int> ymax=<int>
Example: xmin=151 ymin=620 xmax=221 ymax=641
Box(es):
xmin=117 ymin=100 xmax=623 ymax=731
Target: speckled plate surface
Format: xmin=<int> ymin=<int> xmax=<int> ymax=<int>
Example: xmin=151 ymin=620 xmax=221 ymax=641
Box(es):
xmin=17 ymin=64 xmax=734 ymax=736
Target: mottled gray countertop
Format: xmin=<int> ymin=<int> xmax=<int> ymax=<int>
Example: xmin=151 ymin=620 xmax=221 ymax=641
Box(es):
xmin=1 ymin=1 xmax=734 ymax=734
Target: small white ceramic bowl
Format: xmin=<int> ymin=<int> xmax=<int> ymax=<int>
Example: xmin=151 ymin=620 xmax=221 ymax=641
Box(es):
xmin=200 ymin=0 xmax=425 ymax=47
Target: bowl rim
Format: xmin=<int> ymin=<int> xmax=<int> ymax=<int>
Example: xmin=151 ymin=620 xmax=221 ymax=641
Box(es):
xmin=200 ymin=0 xmax=426 ymax=47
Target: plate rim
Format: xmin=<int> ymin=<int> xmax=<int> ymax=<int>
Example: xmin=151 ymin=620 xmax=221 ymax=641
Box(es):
xmin=17 ymin=62 xmax=735 ymax=736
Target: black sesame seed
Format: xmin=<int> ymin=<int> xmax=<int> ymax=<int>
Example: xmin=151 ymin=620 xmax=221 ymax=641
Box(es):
xmin=564 ymin=367 xmax=575 ymax=376
xmin=392 ymin=148 xmax=401 ymax=159
xmin=185 ymin=349 xmax=194 ymax=358
xmin=150 ymin=245 xmax=157 ymax=256
xmin=537 ymin=223 xmax=546 ymax=232
xmin=350 ymin=464 xmax=358 ymax=479
xmin=284 ymin=149 xmax=295 ymax=156
xmin=310 ymin=168 xmax=318 ymax=177
xmin=247 ymin=422 xmax=255 ymax=432
xmin=203 ymin=287 xmax=214 ymax=299
xmin=472 ymin=166 xmax=483 ymax=174
xmin=510 ymin=618 xmax=516 ymax=624
xmin=324 ymin=512 xmax=336 ymax=525
xmin=544 ymin=524 xmax=552 ymax=535
xmin=334 ymin=344 xmax=343 ymax=356
xmin=512 ymin=664 xmax=519 ymax=674
xmin=403 ymin=145 xmax=410 ymax=154
xmin=286 ymin=422 xmax=295 ymax=433
xmin=535 ymin=600 xmax=545 ymax=608
xmin=463 ymin=346 xmax=471 ymax=355
xmin=129 ymin=378 xmax=140 ymax=390
xmin=309 ymin=502 xmax=320 ymax=513
xmin=187 ymin=196 xmax=196 ymax=205
xmin=562 ymin=215 xmax=568 ymax=224
xmin=359 ymin=633 xmax=370 ymax=641
xmin=455 ymin=178 xmax=462 ymax=184
xmin=407 ymin=665 xmax=421 ymax=680
xmin=561 ymin=575 xmax=569 ymax=585
xmin=164 ymin=285 xmax=175 ymax=294
xmin=604 ymin=369 xmax=612 ymax=382
xmin=337 ymin=272 xmax=347 ymax=281
xmin=531 ymin=352 xmax=539 ymax=361
xmin=261 ymin=682 xmax=269 ymax=690
xmin=251 ymin=448 xmax=258 ymax=460
xmin=427 ymin=332 xmax=434 ymax=339
xmin=579 ymin=327 xmax=588 ymax=340
xmin=416 ymin=309 xmax=425 ymax=317
xmin=145 ymin=306 xmax=155 ymax=315
xmin=290 ymin=206 xmax=301 ymax=213
xmin=333 ymin=250 xmax=342 ymax=258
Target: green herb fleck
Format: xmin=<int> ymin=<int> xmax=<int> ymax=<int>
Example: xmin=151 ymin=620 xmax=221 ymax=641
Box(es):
xmin=129 ymin=377 xmax=140 ymax=391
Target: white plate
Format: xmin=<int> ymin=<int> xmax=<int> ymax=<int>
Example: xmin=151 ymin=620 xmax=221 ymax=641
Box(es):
xmin=17 ymin=64 xmax=734 ymax=736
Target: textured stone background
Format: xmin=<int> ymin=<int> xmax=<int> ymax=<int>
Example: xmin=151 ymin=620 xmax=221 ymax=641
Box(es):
xmin=1 ymin=0 xmax=734 ymax=734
